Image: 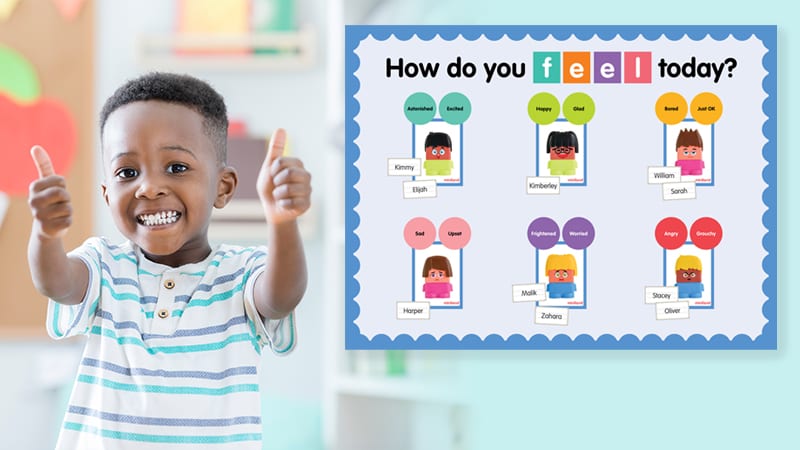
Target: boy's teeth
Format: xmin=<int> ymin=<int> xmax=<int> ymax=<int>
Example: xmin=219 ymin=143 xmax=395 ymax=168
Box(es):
xmin=138 ymin=211 xmax=179 ymax=226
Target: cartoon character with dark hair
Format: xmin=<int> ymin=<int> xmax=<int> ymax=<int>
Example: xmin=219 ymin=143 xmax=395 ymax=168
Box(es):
xmin=546 ymin=130 xmax=579 ymax=176
xmin=675 ymin=128 xmax=704 ymax=176
xmin=545 ymin=254 xmax=577 ymax=298
xmin=675 ymin=254 xmax=703 ymax=298
xmin=422 ymin=255 xmax=453 ymax=298
xmin=423 ymin=132 xmax=453 ymax=176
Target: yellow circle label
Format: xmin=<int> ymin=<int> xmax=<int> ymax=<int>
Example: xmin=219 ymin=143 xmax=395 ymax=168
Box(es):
xmin=655 ymin=92 xmax=688 ymax=125
xmin=690 ymin=92 xmax=723 ymax=125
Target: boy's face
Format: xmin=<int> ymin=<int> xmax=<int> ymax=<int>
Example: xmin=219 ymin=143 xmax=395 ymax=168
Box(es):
xmin=101 ymin=101 xmax=236 ymax=266
xmin=677 ymin=145 xmax=703 ymax=160
xmin=425 ymin=145 xmax=451 ymax=161
xmin=548 ymin=269 xmax=575 ymax=283
xmin=676 ymin=268 xmax=702 ymax=283
xmin=549 ymin=145 xmax=576 ymax=160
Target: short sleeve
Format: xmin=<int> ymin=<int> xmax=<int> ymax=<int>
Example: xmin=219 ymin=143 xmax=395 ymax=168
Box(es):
xmin=45 ymin=238 xmax=102 ymax=339
xmin=242 ymin=255 xmax=298 ymax=356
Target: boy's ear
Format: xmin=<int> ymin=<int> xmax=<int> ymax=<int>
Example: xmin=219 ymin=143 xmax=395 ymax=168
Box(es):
xmin=214 ymin=166 xmax=238 ymax=208
xmin=101 ymin=184 xmax=109 ymax=206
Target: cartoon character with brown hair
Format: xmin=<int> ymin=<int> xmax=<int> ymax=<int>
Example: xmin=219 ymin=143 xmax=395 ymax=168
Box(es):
xmin=675 ymin=128 xmax=704 ymax=176
xmin=422 ymin=255 xmax=453 ymax=298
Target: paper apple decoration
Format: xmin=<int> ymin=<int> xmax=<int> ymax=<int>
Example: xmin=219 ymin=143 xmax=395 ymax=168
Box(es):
xmin=0 ymin=93 xmax=77 ymax=195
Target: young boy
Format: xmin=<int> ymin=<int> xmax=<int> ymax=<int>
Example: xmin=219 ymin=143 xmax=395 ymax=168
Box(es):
xmin=27 ymin=72 xmax=311 ymax=449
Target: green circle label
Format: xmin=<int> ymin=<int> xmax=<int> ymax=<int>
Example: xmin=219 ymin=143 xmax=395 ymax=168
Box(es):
xmin=439 ymin=92 xmax=471 ymax=125
xmin=404 ymin=92 xmax=436 ymax=125
xmin=562 ymin=92 xmax=595 ymax=125
xmin=527 ymin=93 xmax=560 ymax=125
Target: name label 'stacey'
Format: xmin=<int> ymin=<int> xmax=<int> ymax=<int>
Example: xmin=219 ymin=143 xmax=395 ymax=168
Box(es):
xmin=534 ymin=306 xmax=569 ymax=325
xmin=645 ymin=286 xmax=680 ymax=304
xmin=388 ymin=158 xmax=422 ymax=176
xmin=512 ymin=283 xmax=547 ymax=303
xmin=526 ymin=176 xmax=560 ymax=195
xmin=396 ymin=301 xmax=430 ymax=320
xmin=403 ymin=180 xmax=438 ymax=199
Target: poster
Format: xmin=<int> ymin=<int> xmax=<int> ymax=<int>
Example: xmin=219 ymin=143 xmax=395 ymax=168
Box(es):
xmin=345 ymin=25 xmax=777 ymax=349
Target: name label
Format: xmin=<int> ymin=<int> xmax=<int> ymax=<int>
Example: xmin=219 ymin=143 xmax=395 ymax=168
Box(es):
xmin=645 ymin=286 xmax=679 ymax=304
xmin=526 ymin=176 xmax=561 ymax=195
xmin=662 ymin=181 xmax=696 ymax=200
xmin=387 ymin=158 xmax=422 ymax=176
xmin=512 ymin=283 xmax=547 ymax=302
xmin=655 ymin=301 xmax=690 ymax=320
xmin=403 ymin=180 xmax=438 ymax=199
xmin=396 ymin=301 xmax=430 ymax=319
xmin=534 ymin=306 xmax=569 ymax=325
xmin=648 ymin=166 xmax=682 ymax=184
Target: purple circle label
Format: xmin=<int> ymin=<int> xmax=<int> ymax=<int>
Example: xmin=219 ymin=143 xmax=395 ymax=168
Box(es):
xmin=527 ymin=217 xmax=560 ymax=249
xmin=562 ymin=217 xmax=595 ymax=249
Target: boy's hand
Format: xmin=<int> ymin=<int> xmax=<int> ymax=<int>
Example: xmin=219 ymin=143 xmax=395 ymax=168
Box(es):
xmin=256 ymin=129 xmax=311 ymax=225
xmin=28 ymin=145 xmax=72 ymax=239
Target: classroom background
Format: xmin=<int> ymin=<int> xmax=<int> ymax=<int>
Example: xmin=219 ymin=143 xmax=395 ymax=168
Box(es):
xmin=0 ymin=1 xmax=796 ymax=449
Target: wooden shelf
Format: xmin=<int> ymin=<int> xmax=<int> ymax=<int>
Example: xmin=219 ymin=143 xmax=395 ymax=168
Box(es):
xmin=137 ymin=27 xmax=316 ymax=71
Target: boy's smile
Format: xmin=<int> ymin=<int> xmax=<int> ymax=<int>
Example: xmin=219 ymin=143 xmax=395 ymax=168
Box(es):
xmin=101 ymin=101 xmax=236 ymax=267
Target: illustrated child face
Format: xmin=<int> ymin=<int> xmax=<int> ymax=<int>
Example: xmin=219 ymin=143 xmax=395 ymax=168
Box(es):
xmin=676 ymin=268 xmax=702 ymax=283
xmin=425 ymin=268 xmax=450 ymax=284
xmin=101 ymin=101 xmax=236 ymax=267
xmin=677 ymin=145 xmax=703 ymax=161
xmin=425 ymin=145 xmax=452 ymax=161
xmin=549 ymin=145 xmax=576 ymax=161
xmin=548 ymin=269 xmax=575 ymax=283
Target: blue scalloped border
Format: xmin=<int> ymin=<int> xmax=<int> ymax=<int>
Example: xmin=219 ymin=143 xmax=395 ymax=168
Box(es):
xmin=345 ymin=25 xmax=777 ymax=350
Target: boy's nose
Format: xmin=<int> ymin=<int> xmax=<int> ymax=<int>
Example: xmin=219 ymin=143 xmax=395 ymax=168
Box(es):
xmin=134 ymin=176 xmax=168 ymax=199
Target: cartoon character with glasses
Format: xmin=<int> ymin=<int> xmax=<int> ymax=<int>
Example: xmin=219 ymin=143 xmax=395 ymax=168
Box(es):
xmin=545 ymin=253 xmax=578 ymax=299
xmin=546 ymin=130 xmax=579 ymax=176
xmin=675 ymin=128 xmax=704 ymax=176
xmin=423 ymin=131 xmax=453 ymax=176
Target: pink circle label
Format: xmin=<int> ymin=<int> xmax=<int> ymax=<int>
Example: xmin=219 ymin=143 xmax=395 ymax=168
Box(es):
xmin=403 ymin=217 xmax=436 ymax=250
xmin=690 ymin=217 xmax=723 ymax=250
xmin=655 ymin=217 xmax=688 ymax=250
xmin=439 ymin=217 xmax=471 ymax=250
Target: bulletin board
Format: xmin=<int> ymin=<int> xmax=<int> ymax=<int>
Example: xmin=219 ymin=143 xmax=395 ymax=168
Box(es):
xmin=0 ymin=0 xmax=94 ymax=336
xmin=345 ymin=25 xmax=777 ymax=349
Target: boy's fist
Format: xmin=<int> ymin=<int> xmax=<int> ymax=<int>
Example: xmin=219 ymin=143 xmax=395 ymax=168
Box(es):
xmin=256 ymin=129 xmax=312 ymax=225
xmin=28 ymin=145 xmax=72 ymax=239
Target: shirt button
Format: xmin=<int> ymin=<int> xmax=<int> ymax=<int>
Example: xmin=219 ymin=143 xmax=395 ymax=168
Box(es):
xmin=164 ymin=279 xmax=175 ymax=289
xmin=157 ymin=309 xmax=169 ymax=319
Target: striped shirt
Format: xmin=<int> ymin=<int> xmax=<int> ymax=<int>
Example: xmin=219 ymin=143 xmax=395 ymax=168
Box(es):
xmin=46 ymin=237 xmax=296 ymax=449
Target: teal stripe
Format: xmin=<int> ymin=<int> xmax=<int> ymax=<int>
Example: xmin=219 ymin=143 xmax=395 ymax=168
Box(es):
xmin=143 ymin=310 xmax=182 ymax=319
xmin=108 ymin=252 xmax=138 ymax=264
xmin=77 ymin=374 xmax=259 ymax=396
xmin=100 ymin=279 xmax=141 ymax=302
xmin=51 ymin=304 xmax=64 ymax=338
xmin=101 ymin=278 xmax=247 ymax=308
xmin=91 ymin=326 xmax=255 ymax=354
xmin=64 ymin=422 xmax=261 ymax=443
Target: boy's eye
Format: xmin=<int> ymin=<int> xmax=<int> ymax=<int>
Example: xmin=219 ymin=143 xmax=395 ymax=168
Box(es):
xmin=116 ymin=168 xmax=138 ymax=179
xmin=167 ymin=163 xmax=188 ymax=174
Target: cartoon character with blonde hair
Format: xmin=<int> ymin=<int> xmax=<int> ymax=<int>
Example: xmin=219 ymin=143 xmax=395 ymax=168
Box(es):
xmin=675 ymin=254 xmax=703 ymax=298
xmin=545 ymin=254 xmax=577 ymax=298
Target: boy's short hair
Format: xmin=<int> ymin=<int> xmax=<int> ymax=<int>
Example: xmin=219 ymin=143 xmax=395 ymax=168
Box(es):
xmin=99 ymin=72 xmax=229 ymax=163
